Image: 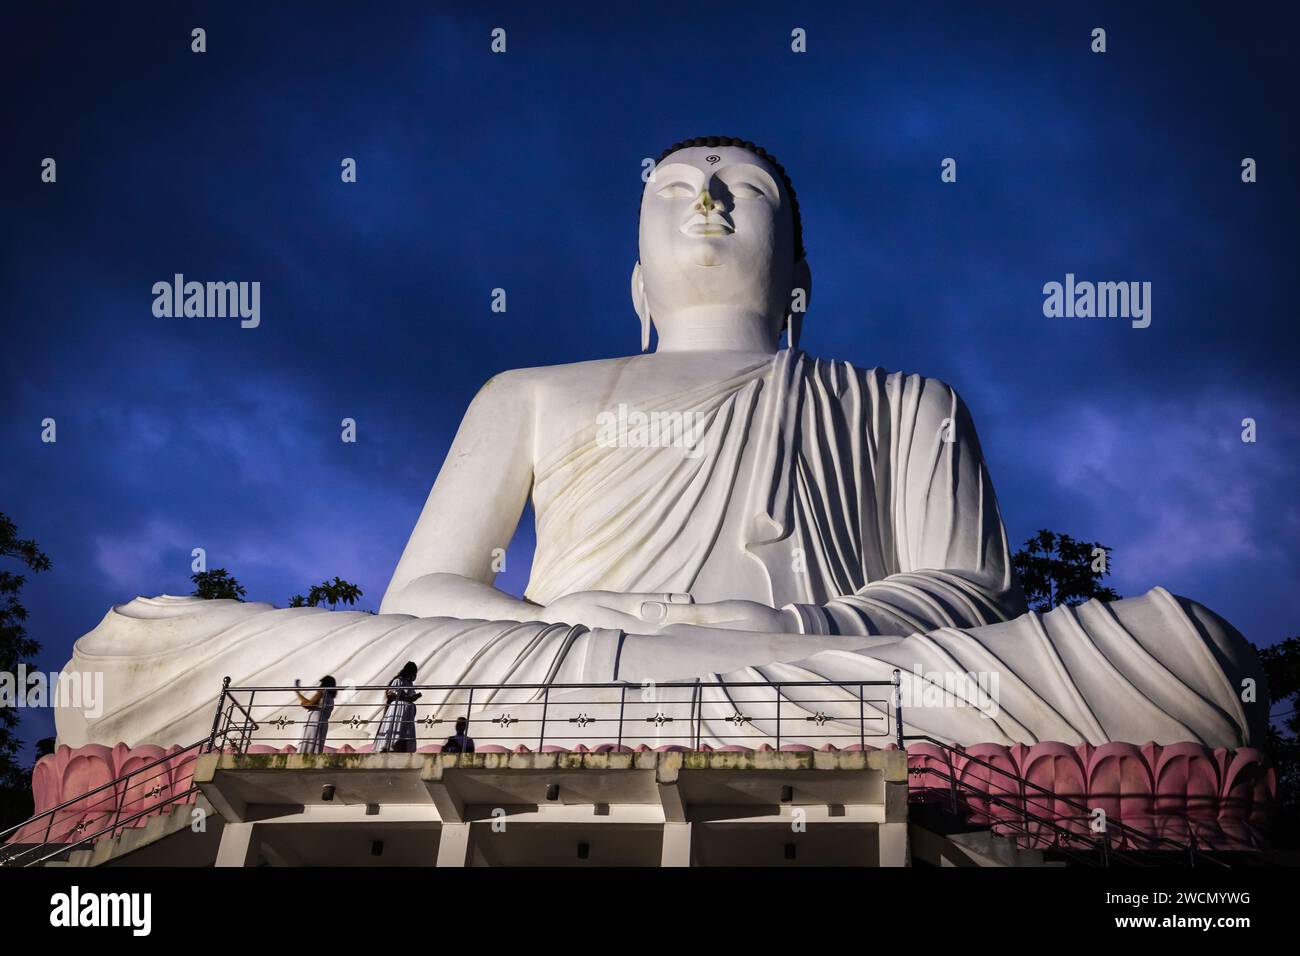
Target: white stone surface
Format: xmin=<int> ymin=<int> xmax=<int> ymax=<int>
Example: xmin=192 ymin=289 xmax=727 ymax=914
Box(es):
xmin=56 ymin=144 xmax=1266 ymax=752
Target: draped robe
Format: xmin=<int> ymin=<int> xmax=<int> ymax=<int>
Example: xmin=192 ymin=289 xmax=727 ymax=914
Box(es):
xmin=56 ymin=350 xmax=1265 ymax=752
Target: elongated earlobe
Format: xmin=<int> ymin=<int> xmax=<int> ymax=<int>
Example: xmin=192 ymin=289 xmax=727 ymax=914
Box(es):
xmin=631 ymin=261 xmax=652 ymax=352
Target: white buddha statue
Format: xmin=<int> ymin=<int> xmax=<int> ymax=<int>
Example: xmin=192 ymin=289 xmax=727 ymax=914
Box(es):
xmin=56 ymin=137 xmax=1267 ymax=754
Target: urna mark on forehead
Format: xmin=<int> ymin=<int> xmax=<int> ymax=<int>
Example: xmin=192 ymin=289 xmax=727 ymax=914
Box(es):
xmin=649 ymin=145 xmax=785 ymax=195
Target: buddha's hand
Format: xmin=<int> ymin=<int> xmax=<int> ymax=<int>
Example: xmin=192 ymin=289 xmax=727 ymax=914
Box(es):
xmin=541 ymin=591 xmax=797 ymax=633
xmin=641 ymin=599 xmax=796 ymax=633
xmin=539 ymin=590 xmax=696 ymax=632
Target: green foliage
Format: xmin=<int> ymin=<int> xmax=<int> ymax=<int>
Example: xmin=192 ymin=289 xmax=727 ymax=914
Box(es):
xmin=1011 ymin=529 xmax=1120 ymax=614
xmin=289 ymin=577 xmax=363 ymax=611
xmin=1255 ymin=637 xmax=1300 ymax=846
xmin=191 ymin=567 xmax=363 ymax=610
xmin=0 ymin=512 xmax=50 ymax=828
xmin=190 ymin=568 xmax=246 ymax=601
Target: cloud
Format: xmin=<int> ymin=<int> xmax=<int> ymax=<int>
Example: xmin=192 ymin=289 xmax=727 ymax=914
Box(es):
xmin=91 ymin=517 xmax=192 ymax=595
xmin=1021 ymin=390 xmax=1298 ymax=589
xmin=4 ymin=2 xmax=1298 ymax=765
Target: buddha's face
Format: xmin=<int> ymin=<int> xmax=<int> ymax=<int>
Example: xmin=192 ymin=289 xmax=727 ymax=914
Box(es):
xmin=637 ymin=145 xmax=798 ymax=339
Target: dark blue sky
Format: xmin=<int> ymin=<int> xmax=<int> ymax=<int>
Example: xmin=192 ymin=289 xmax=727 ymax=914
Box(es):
xmin=3 ymin=2 xmax=1297 ymax=755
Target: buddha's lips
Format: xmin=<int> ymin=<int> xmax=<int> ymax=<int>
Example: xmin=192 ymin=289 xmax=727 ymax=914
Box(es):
xmin=682 ymin=218 xmax=733 ymax=238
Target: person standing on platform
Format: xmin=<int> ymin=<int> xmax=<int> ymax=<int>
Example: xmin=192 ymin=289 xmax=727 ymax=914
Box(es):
xmin=294 ymin=675 xmax=338 ymax=753
xmin=374 ymin=661 xmax=421 ymax=753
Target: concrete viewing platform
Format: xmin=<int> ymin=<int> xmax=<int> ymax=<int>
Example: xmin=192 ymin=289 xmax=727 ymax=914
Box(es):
xmin=14 ymin=738 xmax=1268 ymax=867
xmin=192 ymin=748 xmax=909 ymax=867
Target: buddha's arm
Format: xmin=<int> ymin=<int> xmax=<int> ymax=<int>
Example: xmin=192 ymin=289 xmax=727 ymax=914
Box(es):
xmin=380 ymin=371 xmax=543 ymax=620
xmin=788 ymin=378 xmax=1025 ymax=637
xmin=615 ymin=625 xmax=901 ymax=682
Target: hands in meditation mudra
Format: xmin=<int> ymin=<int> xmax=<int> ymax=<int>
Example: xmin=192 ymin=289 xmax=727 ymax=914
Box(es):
xmin=58 ymin=137 xmax=1266 ymax=753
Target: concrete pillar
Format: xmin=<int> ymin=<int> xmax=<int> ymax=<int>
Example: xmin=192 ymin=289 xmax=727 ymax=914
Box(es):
xmin=879 ymin=821 xmax=908 ymax=867
xmin=215 ymin=821 xmax=260 ymax=867
xmin=436 ymin=822 xmax=472 ymax=867
xmin=661 ymin=822 xmax=692 ymax=867
xmin=656 ymin=753 xmax=686 ymax=823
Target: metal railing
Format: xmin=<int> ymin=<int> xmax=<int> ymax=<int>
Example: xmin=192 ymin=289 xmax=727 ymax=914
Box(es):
xmin=0 ymin=675 xmax=1242 ymax=869
xmin=1 ymin=673 xmax=903 ymax=868
xmin=4 ymin=673 xmax=1243 ymax=869
xmin=211 ymin=674 xmax=906 ymax=754
xmin=906 ymin=734 xmax=1231 ymax=867
xmin=0 ymin=737 xmax=209 ymax=868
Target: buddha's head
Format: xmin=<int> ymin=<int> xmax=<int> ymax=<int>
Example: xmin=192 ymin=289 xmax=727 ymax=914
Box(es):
xmin=633 ymin=136 xmax=811 ymax=352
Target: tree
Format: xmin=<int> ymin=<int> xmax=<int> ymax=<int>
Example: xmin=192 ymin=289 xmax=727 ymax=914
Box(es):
xmin=289 ymin=577 xmax=363 ymax=611
xmin=1254 ymin=637 xmax=1300 ymax=847
xmin=1011 ymin=529 xmax=1120 ymax=614
xmin=191 ymin=568 xmax=246 ymax=601
xmin=0 ymin=513 xmax=51 ymax=828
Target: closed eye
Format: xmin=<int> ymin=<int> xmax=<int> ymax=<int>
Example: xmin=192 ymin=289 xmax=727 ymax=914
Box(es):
xmin=656 ymin=182 xmax=695 ymax=198
xmin=730 ymin=182 xmax=767 ymax=199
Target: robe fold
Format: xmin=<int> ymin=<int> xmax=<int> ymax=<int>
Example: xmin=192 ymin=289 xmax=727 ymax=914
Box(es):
xmin=56 ymin=350 xmax=1265 ymax=751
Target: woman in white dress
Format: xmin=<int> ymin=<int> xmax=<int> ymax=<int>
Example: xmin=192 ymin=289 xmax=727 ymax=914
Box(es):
xmin=294 ymin=675 xmax=337 ymax=753
xmin=373 ymin=662 xmax=421 ymax=753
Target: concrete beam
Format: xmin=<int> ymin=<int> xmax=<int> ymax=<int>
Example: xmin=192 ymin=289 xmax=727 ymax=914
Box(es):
xmin=214 ymin=821 xmax=260 ymax=867
xmin=879 ymin=821 xmax=908 ymax=867
xmin=260 ymin=804 xmax=439 ymax=825
xmin=421 ymin=757 xmax=465 ymax=823
xmin=661 ymin=822 xmax=691 ymax=867
xmin=193 ymin=752 xmax=248 ymax=823
xmin=688 ymin=804 xmax=886 ymax=825
xmin=436 ymin=822 xmax=472 ymax=867
xmin=883 ymin=779 xmax=909 ymax=823
xmin=462 ymin=804 xmax=664 ymax=824
xmin=656 ymin=752 xmax=686 ymax=823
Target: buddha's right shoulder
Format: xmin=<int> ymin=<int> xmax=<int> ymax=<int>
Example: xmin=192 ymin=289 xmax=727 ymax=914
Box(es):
xmin=477 ymin=356 xmax=635 ymax=399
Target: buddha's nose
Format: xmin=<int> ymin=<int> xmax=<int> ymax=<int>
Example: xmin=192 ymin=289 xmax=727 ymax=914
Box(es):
xmin=694 ymin=189 xmax=716 ymax=214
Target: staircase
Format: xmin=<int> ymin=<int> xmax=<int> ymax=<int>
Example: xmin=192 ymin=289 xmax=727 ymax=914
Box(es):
xmin=49 ymin=795 xmax=218 ymax=867
xmin=909 ymin=809 xmax=1065 ymax=867
xmin=0 ymin=738 xmax=209 ymax=868
xmin=905 ymin=735 xmax=1236 ymax=867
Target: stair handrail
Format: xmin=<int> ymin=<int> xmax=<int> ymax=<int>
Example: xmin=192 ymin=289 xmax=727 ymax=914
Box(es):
xmin=912 ymin=764 xmax=1112 ymax=866
xmin=0 ymin=736 xmax=210 ymax=867
xmin=906 ymin=734 xmax=1229 ymax=867
xmin=22 ymin=785 xmax=204 ymax=868
xmin=910 ymin=759 xmax=1221 ymax=867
